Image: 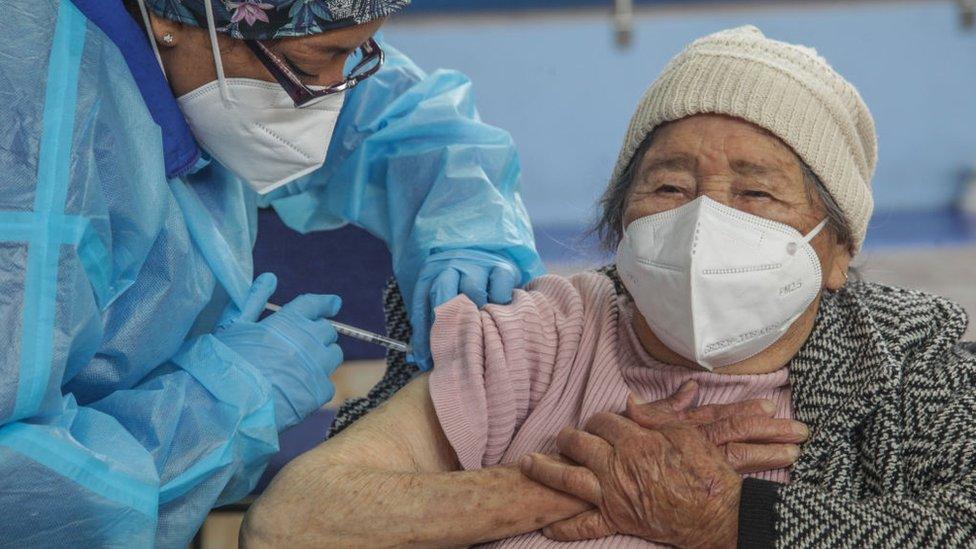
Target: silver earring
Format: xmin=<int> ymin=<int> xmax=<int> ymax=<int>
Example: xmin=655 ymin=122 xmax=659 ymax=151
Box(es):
xmin=161 ymin=33 xmax=175 ymax=45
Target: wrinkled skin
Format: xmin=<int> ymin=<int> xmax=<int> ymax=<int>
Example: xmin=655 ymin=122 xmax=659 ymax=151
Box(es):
xmin=521 ymin=382 xmax=745 ymax=547
xmin=539 ymin=380 xmax=808 ymax=475
xmin=632 ymin=381 xmax=806 ymax=476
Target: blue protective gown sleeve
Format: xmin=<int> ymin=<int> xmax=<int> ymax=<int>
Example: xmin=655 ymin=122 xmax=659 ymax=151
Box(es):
xmin=0 ymin=334 xmax=278 ymax=548
xmin=261 ymin=39 xmax=546 ymax=312
xmin=0 ymin=3 xmax=281 ymax=547
xmin=89 ymin=335 xmax=279 ymax=547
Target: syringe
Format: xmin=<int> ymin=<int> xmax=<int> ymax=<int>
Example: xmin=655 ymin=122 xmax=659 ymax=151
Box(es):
xmin=264 ymin=303 xmax=411 ymax=354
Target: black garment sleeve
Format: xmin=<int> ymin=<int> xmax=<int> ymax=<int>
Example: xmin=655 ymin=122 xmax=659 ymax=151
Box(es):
xmin=738 ymin=478 xmax=783 ymax=548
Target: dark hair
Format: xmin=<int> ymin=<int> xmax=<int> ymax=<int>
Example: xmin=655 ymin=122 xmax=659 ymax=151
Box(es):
xmin=123 ymin=0 xmax=144 ymax=29
xmin=594 ymin=132 xmax=855 ymax=255
xmin=594 ymin=133 xmax=655 ymax=251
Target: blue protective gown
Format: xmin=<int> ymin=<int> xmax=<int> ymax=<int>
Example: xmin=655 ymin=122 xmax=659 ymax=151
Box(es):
xmin=0 ymin=1 xmax=543 ymax=547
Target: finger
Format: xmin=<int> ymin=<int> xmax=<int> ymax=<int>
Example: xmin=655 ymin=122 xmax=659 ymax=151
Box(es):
xmin=626 ymin=381 xmax=699 ymax=428
xmin=542 ymin=510 xmax=615 ymax=542
xmin=408 ymin=281 xmax=434 ymax=370
xmin=217 ymin=273 xmax=278 ymax=328
xmin=664 ymin=379 xmax=700 ymax=411
xmin=584 ymin=411 xmax=645 ymax=446
xmin=488 ymin=265 xmax=518 ymax=305
xmin=458 ymin=268 xmax=489 ymax=309
xmin=702 ymin=416 xmax=809 ymax=446
xmin=407 ymin=330 xmax=433 ymax=371
xmin=283 ymin=294 xmax=342 ymax=320
xmin=303 ymin=341 xmax=343 ymax=406
xmin=239 ymin=272 xmax=278 ymax=322
xmin=307 ymin=318 xmax=339 ymax=346
xmin=410 ymin=275 xmax=433 ymax=325
xmin=554 ymin=427 xmax=614 ymax=475
xmin=679 ymin=398 xmax=777 ymax=425
xmin=725 ymin=443 xmax=801 ymax=474
xmin=320 ymin=343 xmax=344 ymax=377
xmin=519 ymin=453 xmax=602 ymax=505
xmin=429 ymin=268 xmax=461 ymax=310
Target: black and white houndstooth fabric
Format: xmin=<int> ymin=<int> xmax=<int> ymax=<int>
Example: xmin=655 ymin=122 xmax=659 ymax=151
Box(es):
xmin=761 ymin=281 xmax=976 ymax=547
xmin=328 ymin=277 xmax=419 ymax=437
xmin=327 ymin=269 xmax=976 ymax=546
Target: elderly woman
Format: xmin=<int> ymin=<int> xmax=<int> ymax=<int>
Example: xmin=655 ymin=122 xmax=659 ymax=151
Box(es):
xmin=241 ymin=26 xmax=976 ymax=548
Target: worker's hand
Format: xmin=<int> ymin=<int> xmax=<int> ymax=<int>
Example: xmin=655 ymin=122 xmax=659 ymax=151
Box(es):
xmin=408 ymin=249 xmax=520 ymax=371
xmin=216 ymin=274 xmax=344 ymax=432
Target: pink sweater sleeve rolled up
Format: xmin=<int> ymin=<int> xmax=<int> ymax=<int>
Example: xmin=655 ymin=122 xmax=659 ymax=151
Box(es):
xmin=428 ymin=277 xmax=586 ymax=470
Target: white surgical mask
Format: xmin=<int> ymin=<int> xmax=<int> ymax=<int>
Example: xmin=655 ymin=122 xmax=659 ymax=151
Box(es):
xmin=137 ymin=0 xmax=343 ymax=194
xmin=177 ymin=81 xmax=343 ymax=194
xmin=615 ymin=196 xmax=827 ymax=371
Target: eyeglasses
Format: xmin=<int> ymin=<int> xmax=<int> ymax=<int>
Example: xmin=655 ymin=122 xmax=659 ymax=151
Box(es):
xmin=245 ymin=37 xmax=384 ymax=108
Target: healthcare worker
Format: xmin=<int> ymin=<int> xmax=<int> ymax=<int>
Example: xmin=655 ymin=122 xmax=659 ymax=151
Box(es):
xmin=0 ymin=0 xmax=542 ymax=546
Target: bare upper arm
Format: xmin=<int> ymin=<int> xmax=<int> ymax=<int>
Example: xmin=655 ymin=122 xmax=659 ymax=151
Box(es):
xmin=242 ymin=375 xmax=461 ymax=547
xmin=296 ymin=373 xmax=459 ymax=473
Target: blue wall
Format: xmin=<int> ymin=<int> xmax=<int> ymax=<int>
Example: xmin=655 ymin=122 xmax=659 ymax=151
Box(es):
xmin=384 ymin=1 xmax=976 ymax=236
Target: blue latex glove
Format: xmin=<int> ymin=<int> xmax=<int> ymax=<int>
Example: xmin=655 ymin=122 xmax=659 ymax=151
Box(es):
xmin=216 ymin=272 xmax=280 ymax=329
xmin=409 ymin=250 xmax=521 ymax=371
xmin=215 ymin=273 xmax=344 ymax=431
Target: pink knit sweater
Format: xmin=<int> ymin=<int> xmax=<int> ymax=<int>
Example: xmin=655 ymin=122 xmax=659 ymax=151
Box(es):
xmin=429 ymin=272 xmax=793 ymax=548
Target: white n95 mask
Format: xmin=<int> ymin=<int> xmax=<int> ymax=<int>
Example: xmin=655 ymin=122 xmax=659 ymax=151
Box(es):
xmin=136 ymin=0 xmax=344 ymax=194
xmin=177 ymin=81 xmax=344 ymax=194
xmin=615 ymin=196 xmax=826 ymax=371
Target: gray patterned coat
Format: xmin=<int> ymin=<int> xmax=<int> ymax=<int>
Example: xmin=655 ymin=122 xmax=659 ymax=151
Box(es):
xmin=740 ymin=281 xmax=976 ymax=547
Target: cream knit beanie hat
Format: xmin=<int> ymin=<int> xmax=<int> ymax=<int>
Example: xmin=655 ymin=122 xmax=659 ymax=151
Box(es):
xmin=612 ymin=26 xmax=877 ymax=252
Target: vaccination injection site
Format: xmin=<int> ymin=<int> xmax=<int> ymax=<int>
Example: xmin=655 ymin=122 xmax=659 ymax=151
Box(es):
xmin=4 ymin=0 xmax=976 ymax=546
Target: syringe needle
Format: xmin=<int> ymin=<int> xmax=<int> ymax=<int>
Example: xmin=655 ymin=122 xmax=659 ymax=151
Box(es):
xmin=263 ymin=303 xmax=412 ymax=353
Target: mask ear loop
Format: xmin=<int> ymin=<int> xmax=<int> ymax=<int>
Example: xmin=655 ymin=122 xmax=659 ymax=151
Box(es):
xmin=787 ymin=218 xmax=828 ymax=256
xmin=203 ymin=0 xmax=232 ymax=103
xmin=135 ymin=0 xmax=166 ymax=77
xmin=802 ymin=219 xmax=829 ymax=244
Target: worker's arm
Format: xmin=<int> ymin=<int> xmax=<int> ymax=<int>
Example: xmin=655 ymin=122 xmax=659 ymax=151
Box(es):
xmin=264 ymin=39 xmax=545 ymax=317
xmin=0 ymin=331 xmax=281 ymax=548
xmin=241 ymin=374 xmax=589 ymax=548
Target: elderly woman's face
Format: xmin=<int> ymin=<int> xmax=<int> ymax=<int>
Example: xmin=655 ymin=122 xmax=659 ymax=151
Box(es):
xmin=623 ymin=114 xmax=849 ymax=291
xmin=622 ymin=114 xmax=852 ymax=373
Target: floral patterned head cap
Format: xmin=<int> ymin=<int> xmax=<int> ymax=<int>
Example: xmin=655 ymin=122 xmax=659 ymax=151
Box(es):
xmin=145 ymin=0 xmax=410 ymax=39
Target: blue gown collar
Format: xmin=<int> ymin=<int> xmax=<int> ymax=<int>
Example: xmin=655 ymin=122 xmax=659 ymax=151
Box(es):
xmin=69 ymin=0 xmax=200 ymax=179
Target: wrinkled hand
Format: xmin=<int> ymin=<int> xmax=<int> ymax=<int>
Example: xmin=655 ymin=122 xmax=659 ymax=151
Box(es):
xmin=520 ymin=381 xmax=805 ymax=547
xmin=215 ymin=273 xmax=344 ymax=432
xmin=408 ymin=249 xmax=520 ymax=370
xmin=629 ymin=381 xmax=808 ymax=474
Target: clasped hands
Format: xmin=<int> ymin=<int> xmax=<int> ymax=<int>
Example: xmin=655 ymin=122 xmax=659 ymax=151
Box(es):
xmin=519 ymin=380 xmax=808 ymax=548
